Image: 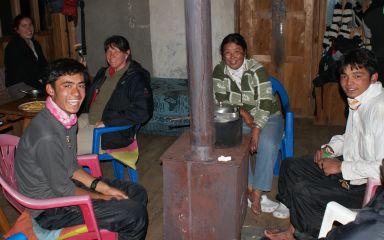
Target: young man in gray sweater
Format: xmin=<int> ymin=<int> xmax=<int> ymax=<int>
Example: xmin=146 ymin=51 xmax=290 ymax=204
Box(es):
xmin=15 ymin=58 xmax=148 ymax=240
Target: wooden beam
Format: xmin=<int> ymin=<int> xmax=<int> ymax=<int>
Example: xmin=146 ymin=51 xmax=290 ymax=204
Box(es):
xmin=51 ymin=13 xmax=68 ymax=59
xmin=303 ymin=0 xmax=315 ymax=114
xmin=10 ymin=0 xmax=21 ymax=18
xmin=30 ymin=0 xmax=40 ymax=32
xmin=51 ymin=13 xmax=77 ymax=59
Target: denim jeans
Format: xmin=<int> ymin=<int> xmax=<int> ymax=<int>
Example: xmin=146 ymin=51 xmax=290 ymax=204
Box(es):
xmin=245 ymin=112 xmax=284 ymax=191
xmin=35 ymin=178 xmax=148 ymax=240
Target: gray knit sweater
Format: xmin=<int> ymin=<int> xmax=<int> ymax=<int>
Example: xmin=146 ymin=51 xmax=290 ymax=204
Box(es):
xmin=15 ymin=108 xmax=80 ymax=217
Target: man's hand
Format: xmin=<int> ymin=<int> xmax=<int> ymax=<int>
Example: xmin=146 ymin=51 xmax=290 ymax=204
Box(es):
xmin=96 ymin=181 xmax=128 ymax=200
xmin=314 ymin=149 xmax=324 ymax=164
xmin=72 ymin=169 xmax=128 ymax=200
xmin=98 ymin=186 xmax=128 ymax=200
xmin=314 ymin=146 xmax=334 ymax=163
xmin=316 ymin=158 xmax=342 ymax=176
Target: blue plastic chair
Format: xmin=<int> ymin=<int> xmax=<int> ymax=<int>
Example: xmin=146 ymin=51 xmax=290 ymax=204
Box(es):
xmin=269 ymin=76 xmax=294 ymax=175
xmin=92 ymin=125 xmax=139 ymax=182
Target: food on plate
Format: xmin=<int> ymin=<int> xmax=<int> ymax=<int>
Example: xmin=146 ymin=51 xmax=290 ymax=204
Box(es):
xmin=18 ymin=101 xmax=45 ymax=112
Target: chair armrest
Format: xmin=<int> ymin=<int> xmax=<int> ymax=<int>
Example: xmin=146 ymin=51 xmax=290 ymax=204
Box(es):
xmin=77 ymin=154 xmax=102 ymax=178
xmin=0 ymin=176 xmax=101 ymax=237
xmin=92 ymin=125 xmax=138 ymax=154
xmin=318 ymin=201 xmax=357 ymax=238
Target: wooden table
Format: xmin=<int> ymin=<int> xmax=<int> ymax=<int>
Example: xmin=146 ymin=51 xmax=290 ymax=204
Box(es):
xmin=0 ymin=97 xmax=45 ymax=132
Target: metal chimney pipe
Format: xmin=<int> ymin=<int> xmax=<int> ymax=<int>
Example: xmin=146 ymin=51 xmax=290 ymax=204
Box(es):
xmin=184 ymin=0 xmax=214 ymax=161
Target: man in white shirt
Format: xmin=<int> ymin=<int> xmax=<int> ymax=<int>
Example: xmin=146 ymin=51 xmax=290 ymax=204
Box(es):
xmin=266 ymin=48 xmax=384 ymax=239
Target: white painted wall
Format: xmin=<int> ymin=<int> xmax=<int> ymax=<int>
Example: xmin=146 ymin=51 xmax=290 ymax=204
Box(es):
xmin=149 ymin=0 xmax=235 ymax=78
xmin=79 ymin=0 xmax=152 ymax=76
xmin=80 ymin=0 xmax=235 ymax=78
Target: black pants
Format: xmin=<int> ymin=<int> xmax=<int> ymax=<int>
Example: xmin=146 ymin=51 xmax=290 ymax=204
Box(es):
xmin=35 ymin=178 xmax=148 ymax=240
xmin=276 ymin=157 xmax=365 ymax=237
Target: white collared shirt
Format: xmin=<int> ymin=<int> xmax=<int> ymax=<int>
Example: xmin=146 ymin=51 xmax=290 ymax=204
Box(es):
xmin=325 ymin=82 xmax=384 ymax=184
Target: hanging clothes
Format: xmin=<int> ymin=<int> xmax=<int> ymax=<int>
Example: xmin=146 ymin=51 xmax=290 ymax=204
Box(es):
xmin=322 ymin=0 xmax=371 ymax=55
xmin=312 ymin=0 xmax=371 ymax=116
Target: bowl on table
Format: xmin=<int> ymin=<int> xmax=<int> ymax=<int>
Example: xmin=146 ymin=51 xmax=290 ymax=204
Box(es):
xmin=19 ymin=89 xmax=43 ymax=99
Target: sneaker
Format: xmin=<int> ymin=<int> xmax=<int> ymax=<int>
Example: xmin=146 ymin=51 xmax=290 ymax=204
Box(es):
xmin=260 ymin=195 xmax=280 ymax=213
xmin=272 ymin=203 xmax=290 ymax=219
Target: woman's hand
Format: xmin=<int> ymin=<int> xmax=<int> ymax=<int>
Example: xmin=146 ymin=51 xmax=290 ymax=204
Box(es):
xmin=240 ymin=108 xmax=254 ymax=128
xmin=95 ymin=121 xmax=105 ymax=128
xmin=249 ymin=127 xmax=261 ymax=154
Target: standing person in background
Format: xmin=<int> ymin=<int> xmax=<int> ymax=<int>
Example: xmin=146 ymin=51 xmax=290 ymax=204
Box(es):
xmin=212 ymin=33 xmax=284 ymax=215
xmin=77 ymin=35 xmax=153 ymax=154
xmin=4 ymin=14 xmax=47 ymax=100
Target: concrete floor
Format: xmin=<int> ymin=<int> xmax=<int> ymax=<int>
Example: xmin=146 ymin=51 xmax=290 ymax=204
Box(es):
xmin=0 ymin=118 xmax=345 ymax=239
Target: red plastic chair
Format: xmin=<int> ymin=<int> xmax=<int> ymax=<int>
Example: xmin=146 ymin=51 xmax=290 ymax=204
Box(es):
xmin=0 ymin=134 xmax=117 ymax=239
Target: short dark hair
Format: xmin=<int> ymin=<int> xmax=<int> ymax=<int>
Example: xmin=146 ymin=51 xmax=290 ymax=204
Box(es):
xmin=220 ymin=33 xmax=247 ymax=56
xmin=338 ymin=48 xmax=379 ymax=77
xmin=103 ymin=35 xmax=131 ymax=61
xmin=13 ymin=14 xmax=33 ymax=30
xmin=44 ymin=58 xmax=88 ymax=86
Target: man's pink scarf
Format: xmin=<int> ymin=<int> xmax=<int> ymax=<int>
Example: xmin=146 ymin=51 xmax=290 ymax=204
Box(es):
xmin=45 ymin=96 xmax=77 ymax=129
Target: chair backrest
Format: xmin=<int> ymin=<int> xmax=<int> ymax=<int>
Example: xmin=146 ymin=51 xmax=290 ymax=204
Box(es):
xmin=269 ymin=76 xmax=290 ymax=114
xmin=269 ymin=76 xmax=294 ymax=175
xmin=0 ymin=134 xmax=24 ymax=212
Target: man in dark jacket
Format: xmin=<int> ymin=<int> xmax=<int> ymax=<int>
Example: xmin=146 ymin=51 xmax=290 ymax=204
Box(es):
xmin=77 ymin=35 xmax=153 ymax=154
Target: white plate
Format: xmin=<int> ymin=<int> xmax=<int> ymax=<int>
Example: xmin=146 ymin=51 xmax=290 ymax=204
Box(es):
xmin=18 ymin=101 xmax=45 ymax=113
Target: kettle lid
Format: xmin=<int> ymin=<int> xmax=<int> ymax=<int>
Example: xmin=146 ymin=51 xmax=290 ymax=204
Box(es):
xmin=214 ymin=102 xmax=239 ymax=114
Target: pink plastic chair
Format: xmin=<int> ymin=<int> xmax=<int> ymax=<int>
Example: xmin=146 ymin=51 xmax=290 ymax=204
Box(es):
xmin=0 ymin=134 xmax=117 ymax=239
xmin=318 ymin=177 xmax=382 ymax=238
xmin=362 ymin=177 xmax=381 ymax=207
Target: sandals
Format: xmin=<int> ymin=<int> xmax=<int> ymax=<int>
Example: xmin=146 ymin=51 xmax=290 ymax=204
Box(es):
xmin=248 ymin=195 xmax=279 ymax=214
xmin=247 ymin=191 xmax=289 ymax=218
xmin=260 ymin=195 xmax=279 ymax=213
xmin=272 ymin=203 xmax=290 ymax=219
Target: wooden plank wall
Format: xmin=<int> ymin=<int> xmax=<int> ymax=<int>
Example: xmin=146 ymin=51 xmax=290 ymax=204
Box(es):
xmin=237 ymin=0 xmax=326 ymax=118
xmin=0 ymin=1 xmax=76 ymax=68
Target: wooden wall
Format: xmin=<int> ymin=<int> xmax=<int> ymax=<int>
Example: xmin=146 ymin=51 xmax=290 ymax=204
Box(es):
xmin=237 ymin=0 xmax=326 ymax=118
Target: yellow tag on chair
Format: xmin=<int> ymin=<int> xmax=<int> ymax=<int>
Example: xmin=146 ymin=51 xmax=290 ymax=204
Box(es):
xmin=58 ymin=225 xmax=88 ymax=239
xmin=108 ymin=149 xmax=139 ymax=170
